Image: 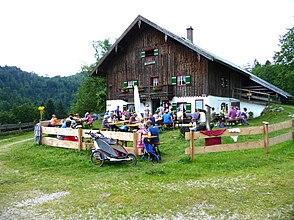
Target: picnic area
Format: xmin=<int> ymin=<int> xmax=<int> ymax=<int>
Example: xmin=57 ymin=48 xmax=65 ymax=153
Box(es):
xmin=0 ymin=104 xmax=293 ymax=219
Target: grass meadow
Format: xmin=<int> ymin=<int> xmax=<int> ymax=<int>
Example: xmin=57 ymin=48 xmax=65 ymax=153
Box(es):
xmin=0 ymin=104 xmax=293 ymax=219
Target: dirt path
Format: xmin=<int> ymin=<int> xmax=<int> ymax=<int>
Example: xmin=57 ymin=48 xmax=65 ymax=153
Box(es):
xmin=0 ymin=138 xmax=33 ymax=153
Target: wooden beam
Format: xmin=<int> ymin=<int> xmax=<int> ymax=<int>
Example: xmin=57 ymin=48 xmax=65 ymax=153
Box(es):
xmin=268 ymin=120 xmax=292 ymax=132
xmin=263 ymin=122 xmax=269 ymax=154
xmin=41 ymin=137 xmax=79 ymax=150
xmin=185 ymin=140 xmax=264 ymax=154
xmin=269 ymin=132 xmax=293 ymax=146
xmin=185 ymin=126 xmax=264 ymax=140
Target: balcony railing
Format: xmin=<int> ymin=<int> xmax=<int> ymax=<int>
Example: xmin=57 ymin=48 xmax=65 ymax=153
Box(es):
xmin=233 ymin=88 xmax=280 ymax=104
xmin=117 ymin=85 xmax=174 ymax=100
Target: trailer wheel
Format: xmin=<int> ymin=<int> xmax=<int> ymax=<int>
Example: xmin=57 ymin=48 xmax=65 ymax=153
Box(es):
xmin=90 ymin=150 xmax=104 ymax=167
xmin=125 ymin=153 xmax=137 ymax=166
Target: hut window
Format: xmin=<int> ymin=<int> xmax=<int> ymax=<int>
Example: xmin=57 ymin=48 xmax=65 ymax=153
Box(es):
xmin=172 ymin=75 xmax=191 ymax=86
xmin=140 ymin=48 xmax=159 ymax=58
xmin=150 ymin=76 xmax=159 ymax=86
xmin=176 ymin=102 xmax=192 ymax=113
xmin=124 ymin=80 xmax=138 ymax=88
xmin=221 ymin=77 xmax=228 ymax=88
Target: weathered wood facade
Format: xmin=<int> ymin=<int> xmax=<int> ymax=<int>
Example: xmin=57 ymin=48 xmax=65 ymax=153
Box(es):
xmin=92 ymin=15 xmax=292 ymax=110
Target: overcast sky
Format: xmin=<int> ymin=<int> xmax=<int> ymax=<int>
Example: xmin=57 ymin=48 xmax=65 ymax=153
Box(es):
xmin=0 ymin=0 xmax=293 ymax=77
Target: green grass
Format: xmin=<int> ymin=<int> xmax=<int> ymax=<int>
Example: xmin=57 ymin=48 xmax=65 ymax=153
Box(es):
xmin=0 ymin=103 xmax=293 ymax=219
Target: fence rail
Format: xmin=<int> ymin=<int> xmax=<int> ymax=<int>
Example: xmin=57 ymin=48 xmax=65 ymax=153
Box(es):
xmin=40 ymin=126 xmax=139 ymax=154
xmin=185 ymin=119 xmax=294 ymax=160
xmin=0 ymin=122 xmax=35 ymax=136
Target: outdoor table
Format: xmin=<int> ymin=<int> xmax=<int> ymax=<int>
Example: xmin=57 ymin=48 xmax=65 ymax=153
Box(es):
xmin=126 ymin=123 xmax=139 ymax=131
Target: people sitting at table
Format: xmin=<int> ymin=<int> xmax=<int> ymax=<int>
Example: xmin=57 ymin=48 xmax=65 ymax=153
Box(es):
xmin=108 ymin=114 xmax=119 ymax=131
xmin=146 ymin=120 xmax=160 ymax=144
xmin=48 ymin=114 xmax=58 ymax=127
xmin=235 ymin=106 xmax=241 ymax=118
xmin=57 ymin=119 xmax=77 ymax=141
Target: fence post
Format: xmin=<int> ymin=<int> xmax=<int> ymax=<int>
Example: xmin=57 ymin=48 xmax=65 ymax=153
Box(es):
xmin=263 ymin=122 xmax=269 ymax=154
xmin=292 ymin=119 xmax=294 ymax=141
xmin=190 ymin=130 xmax=194 ymax=161
xmin=133 ymin=132 xmax=138 ymax=155
xmin=77 ymin=127 xmax=83 ymax=150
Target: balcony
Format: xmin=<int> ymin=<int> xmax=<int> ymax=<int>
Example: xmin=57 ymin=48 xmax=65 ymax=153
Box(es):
xmin=233 ymin=88 xmax=281 ymax=104
xmin=117 ymin=85 xmax=174 ymax=100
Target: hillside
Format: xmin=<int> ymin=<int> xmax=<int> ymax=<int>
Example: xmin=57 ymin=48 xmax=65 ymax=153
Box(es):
xmin=0 ymin=66 xmax=83 ymax=114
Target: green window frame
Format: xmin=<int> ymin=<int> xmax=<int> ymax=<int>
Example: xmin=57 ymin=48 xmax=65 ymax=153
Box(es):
xmin=140 ymin=48 xmax=159 ymax=58
xmin=171 ymin=103 xmax=177 ymax=111
xmin=123 ymin=80 xmax=138 ymax=88
xmin=172 ymin=75 xmax=191 ymax=86
xmin=186 ymin=103 xmax=192 ymax=113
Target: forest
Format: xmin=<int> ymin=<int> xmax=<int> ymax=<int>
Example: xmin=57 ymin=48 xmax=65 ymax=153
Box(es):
xmin=0 ymin=66 xmax=84 ymax=123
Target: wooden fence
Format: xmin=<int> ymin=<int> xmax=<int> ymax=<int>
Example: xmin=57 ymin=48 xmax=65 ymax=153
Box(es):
xmin=0 ymin=122 xmax=35 ymax=136
xmin=185 ymin=119 xmax=294 ymax=160
xmin=40 ymin=126 xmax=139 ymax=154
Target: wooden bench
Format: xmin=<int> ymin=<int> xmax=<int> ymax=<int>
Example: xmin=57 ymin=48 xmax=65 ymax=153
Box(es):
xmin=225 ymin=118 xmax=242 ymax=126
xmin=153 ymin=142 xmax=164 ymax=145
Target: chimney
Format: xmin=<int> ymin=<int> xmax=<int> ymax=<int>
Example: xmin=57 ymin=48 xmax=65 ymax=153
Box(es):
xmin=186 ymin=26 xmax=193 ymax=43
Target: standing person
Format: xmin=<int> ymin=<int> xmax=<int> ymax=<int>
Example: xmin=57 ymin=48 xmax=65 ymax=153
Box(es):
xmin=210 ymin=107 xmax=216 ymax=121
xmin=241 ymin=107 xmax=249 ymax=125
xmin=144 ymin=104 xmax=150 ymax=120
xmin=115 ymin=106 xmax=121 ymax=119
xmin=198 ymin=109 xmax=206 ymax=124
xmin=34 ymin=119 xmax=41 ymax=144
xmin=136 ymin=120 xmax=147 ymax=155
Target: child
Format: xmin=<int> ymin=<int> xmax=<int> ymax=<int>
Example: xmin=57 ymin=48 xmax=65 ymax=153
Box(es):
xmin=136 ymin=119 xmax=147 ymax=155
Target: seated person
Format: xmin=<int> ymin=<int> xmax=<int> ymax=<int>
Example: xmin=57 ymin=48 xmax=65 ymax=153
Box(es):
xmin=228 ymin=106 xmax=237 ymax=120
xmin=148 ymin=113 xmax=156 ymax=126
xmin=48 ymin=114 xmax=58 ymax=127
xmin=129 ymin=113 xmax=139 ymax=124
xmin=146 ymin=120 xmax=160 ymax=144
xmin=162 ymin=111 xmax=173 ymax=126
xmin=58 ymin=120 xmax=77 ymax=141
xmin=108 ymin=115 xmax=119 ymax=131
xmin=84 ymin=112 xmax=93 ymax=126
xmin=102 ymin=115 xmax=110 ymax=130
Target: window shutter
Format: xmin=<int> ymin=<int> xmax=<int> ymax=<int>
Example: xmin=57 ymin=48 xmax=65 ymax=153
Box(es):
xmin=154 ymin=48 xmax=159 ymax=56
xmin=134 ymin=80 xmax=138 ymax=86
xmin=186 ymin=103 xmax=192 ymax=113
xmin=171 ymin=103 xmax=177 ymax=111
xmin=186 ymin=75 xmax=191 ymax=85
xmin=140 ymin=51 xmax=145 ymax=58
xmin=123 ymin=81 xmax=128 ymax=88
xmin=171 ymin=76 xmax=177 ymax=85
